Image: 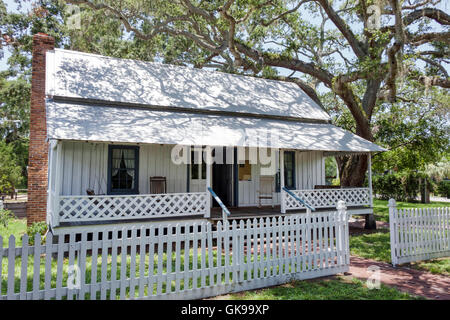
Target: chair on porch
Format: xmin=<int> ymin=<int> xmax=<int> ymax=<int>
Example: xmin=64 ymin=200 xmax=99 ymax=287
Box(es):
xmin=257 ymin=176 xmax=275 ymax=208
xmin=150 ymin=176 xmax=167 ymax=194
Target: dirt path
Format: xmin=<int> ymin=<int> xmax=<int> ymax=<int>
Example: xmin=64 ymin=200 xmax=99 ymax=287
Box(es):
xmin=348 ymin=256 xmax=450 ymax=300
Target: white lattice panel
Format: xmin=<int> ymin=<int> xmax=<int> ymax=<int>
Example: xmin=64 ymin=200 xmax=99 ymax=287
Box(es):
xmin=58 ymin=192 xmax=209 ymax=222
xmin=284 ymin=188 xmax=370 ymax=210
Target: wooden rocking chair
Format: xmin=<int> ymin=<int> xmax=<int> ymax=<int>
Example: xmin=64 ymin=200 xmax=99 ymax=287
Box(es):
xmin=258 ymin=176 xmax=275 ymax=208
xmin=150 ymin=176 xmax=167 ymax=194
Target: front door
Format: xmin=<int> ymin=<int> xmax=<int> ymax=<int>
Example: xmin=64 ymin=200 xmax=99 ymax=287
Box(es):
xmin=190 ymin=148 xmax=206 ymax=192
xmin=212 ymin=147 xmax=233 ymax=207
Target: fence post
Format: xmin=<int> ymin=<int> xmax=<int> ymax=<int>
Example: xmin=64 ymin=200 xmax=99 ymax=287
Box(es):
xmin=336 ymin=200 xmax=349 ymax=266
xmin=0 ymin=199 xmax=3 ymax=210
xmin=388 ymin=198 xmax=398 ymax=267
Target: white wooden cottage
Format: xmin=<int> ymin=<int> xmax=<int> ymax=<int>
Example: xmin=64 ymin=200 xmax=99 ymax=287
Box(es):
xmin=42 ymin=48 xmax=385 ymax=234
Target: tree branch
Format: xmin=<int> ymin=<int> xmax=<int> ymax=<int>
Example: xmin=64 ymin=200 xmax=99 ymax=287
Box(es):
xmin=417 ymin=75 xmax=450 ymax=88
xmin=316 ymin=0 xmax=367 ymax=58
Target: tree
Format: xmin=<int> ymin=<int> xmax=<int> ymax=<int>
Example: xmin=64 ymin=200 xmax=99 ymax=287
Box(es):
xmin=0 ymin=0 xmax=151 ymax=184
xmin=1 ymin=0 xmax=448 ymax=229
xmin=0 ymin=140 xmax=23 ymax=194
xmin=60 ymin=0 xmax=449 ymax=228
xmin=61 ymin=0 xmax=449 ymax=189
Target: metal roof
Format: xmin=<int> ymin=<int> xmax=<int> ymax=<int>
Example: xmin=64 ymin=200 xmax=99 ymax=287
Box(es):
xmin=46 ymin=100 xmax=385 ymax=152
xmin=45 ymin=49 xmax=330 ymax=121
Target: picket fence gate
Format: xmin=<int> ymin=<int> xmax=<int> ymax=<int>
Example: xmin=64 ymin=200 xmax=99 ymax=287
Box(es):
xmin=1 ymin=210 xmax=350 ymax=300
xmin=389 ymin=199 xmax=450 ymax=266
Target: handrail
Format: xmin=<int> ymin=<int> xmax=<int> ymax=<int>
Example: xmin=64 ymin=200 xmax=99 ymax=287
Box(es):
xmin=207 ymin=187 xmax=231 ymax=216
xmin=282 ymin=187 xmax=316 ymax=212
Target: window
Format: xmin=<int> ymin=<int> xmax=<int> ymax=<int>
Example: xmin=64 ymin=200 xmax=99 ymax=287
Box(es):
xmin=239 ymin=160 xmax=252 ymax=181
xmin=276 ymin=151 xmax=296 ymax=191
xmin=284 ymin=151 xmax=295 ymax=189
xmin=191 ymin=149 xmax=206 ymax=180
xmin=108 ymin=145 xmax=139 ymax=194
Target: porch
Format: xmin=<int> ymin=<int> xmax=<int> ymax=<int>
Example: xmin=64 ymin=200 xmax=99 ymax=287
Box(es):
xmin=46 ymin=130 xmax=379 ymax=230
xmin=51 ymin=186 xmax=372 ymax=227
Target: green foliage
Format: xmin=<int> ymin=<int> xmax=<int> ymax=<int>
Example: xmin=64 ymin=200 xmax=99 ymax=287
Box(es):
xmin=373 ymin=88 xmax=449 ymax=173
xmin=426 ymin=155 xmax=450 ymax=181
xmin=0 ymin=208 xmax=14 ymax=228
xmin=325 ymin=157 xmax=337 ymax=177
xmin=437 ymin=180 xmax=450 ymax=198
xmin=373 ymin=171 xmax=433 ymax=202
xmin=26 ymin=221 xmax=47 ymax=245
xmin=0 ymin=140 xmax=23 ymax=193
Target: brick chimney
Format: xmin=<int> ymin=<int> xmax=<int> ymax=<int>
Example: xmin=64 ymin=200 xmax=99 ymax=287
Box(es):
xmin=27 ymin=33 xmax=55 ymax=226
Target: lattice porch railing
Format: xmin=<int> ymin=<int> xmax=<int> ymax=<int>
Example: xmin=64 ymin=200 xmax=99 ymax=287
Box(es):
xmin=57 ymin=192 xmax=209 ymax=223
xmin=284 ymin=188 xmax=370 ymax=211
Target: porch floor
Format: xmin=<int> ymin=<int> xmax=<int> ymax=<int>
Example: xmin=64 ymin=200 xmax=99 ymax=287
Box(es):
xmin=54 ymin=205 xmax=373 ymax=229
xmin=210 ymin=205 xmax=372 ymax=220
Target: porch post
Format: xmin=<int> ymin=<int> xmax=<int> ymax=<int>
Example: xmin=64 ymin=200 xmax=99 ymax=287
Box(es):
xmin=368 ymin=152 xmax=373 ymax=208
xmin=205 ymin=146 xmax=212 ymax=217
xmin=53 ymin=140 xmax=63 ymax=227
xmin=280 ymin=149 xmax=286 ymax=213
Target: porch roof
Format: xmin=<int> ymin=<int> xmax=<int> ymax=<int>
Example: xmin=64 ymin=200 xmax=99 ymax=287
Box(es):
xmin=46 ymin=100 xmax=385 ymax=153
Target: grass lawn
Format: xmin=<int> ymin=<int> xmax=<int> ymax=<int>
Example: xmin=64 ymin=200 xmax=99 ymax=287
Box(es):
xmin=353 ymin=199 xmax=450 ymax=276
xmin=0 ymin=218 xmax=27 ymax=247
xmin=350 ymin=231 xmax=450 ymax=276
xmin=373 ymin=199 xmax=450 ymax=222
xmin=214 ymin=277 xmax=422 ymax=300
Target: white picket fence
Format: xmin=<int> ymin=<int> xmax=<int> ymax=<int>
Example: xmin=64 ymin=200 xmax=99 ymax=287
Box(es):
xmin=1 ymin=209 xmax=350 ymax=300
xmin=389 ymin=199 xmax=450 ymax=266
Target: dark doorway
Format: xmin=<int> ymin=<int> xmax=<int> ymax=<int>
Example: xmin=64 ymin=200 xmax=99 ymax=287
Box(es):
xmin=212 ymin=147 xmax=233 ymax=207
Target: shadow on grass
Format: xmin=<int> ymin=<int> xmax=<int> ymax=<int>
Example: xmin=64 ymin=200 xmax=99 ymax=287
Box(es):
xmin=214 ymin=276 xmax=422 ymax=300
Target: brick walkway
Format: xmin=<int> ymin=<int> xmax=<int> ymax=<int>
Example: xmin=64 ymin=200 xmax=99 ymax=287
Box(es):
xmin=348 ymin=256 xmax=450 ymax=300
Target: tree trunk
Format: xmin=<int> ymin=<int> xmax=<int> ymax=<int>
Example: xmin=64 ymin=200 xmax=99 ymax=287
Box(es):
xmin=337 ymin=154 xmax=377 ymax=230
xmin=420 ymin=179 xmax=430 ymax=204
xmin=338 ymin=154 xmax=368 ymax=187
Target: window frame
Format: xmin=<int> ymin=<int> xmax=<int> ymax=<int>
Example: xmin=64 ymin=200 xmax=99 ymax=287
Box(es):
xmin=276 ymin=150 xmax=296 ymax=191
xmin=107 ymin=145 xmax=140 ymax=195
xmin=284 ymin=151 xmax=296 ymax=189
xmin=190 ymin=148 xmax=207 ymax=181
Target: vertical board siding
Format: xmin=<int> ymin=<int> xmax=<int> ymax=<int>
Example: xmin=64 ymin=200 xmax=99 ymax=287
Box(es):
xmin=60 ymin=143 xmax=325 ymax=209
xmin=390 ymin=204 xmax=450 ymax=266
xmin=1 ymin=211 xmax=349 ymax=300
xmin=61 ymin=141 xmax=108 ymax=195
xmin=60 ymin=142 xmax=187 ymax=196
xmin=239 ymin=150 xmax=324 ymax=206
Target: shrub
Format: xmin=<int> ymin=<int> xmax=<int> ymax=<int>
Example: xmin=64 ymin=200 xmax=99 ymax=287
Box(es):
xmin=0 ymin=208 xmax=15 ymax=228
xmin=0 ymin=141 xmax=24 ymax=194
xmin=437 ymin=180 xmax=450 ymax=198
xmin=373 ymin=171 xmax=433 ymax=202
xmin=26 ymin=222 xmax=48 ymax=245
xmin=373 ymin=173 xmax=404 ymax=201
